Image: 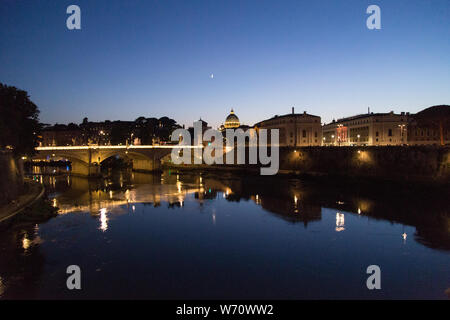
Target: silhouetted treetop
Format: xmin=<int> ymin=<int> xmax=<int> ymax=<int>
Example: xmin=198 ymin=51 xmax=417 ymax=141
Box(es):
xmin=0 ymin=83 xmax=41 ymax=156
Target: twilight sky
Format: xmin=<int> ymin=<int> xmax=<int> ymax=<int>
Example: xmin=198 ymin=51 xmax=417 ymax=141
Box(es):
xmin=1 ymin=0 xmax=449 ymax=129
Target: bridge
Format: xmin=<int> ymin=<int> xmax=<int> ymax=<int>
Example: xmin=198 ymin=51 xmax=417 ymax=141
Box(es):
xmin=34 ymin=145 xmax=196 ymax=177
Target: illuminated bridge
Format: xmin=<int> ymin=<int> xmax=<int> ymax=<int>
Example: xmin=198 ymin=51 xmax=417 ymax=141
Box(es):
xmin=34 ymin=145 xmax=196 ymax=177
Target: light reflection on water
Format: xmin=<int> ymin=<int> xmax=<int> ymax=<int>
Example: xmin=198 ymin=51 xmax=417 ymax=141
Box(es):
xmin=0 ymin=169 xmax=449 ymax=299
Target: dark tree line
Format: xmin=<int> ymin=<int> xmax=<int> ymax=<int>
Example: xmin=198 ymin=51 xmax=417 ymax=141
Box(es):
xmin=108 ymin=116 xmax=180 ymax=145
xmin=43 ymin=113 xmax=181 ymax=146
xmin=132 ymin=116 xmax=180 ymax=144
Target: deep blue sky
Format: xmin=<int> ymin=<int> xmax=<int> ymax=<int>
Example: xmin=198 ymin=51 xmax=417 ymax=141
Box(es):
xmin=1 ymin=0 xmax=449 ymax=128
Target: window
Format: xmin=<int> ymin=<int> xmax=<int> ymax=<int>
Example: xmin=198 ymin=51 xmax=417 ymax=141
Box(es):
xmin=376 ymin=131 xmax=379 ymax=137
xmin=314 ymin=132 xmax=318 ymax=138
xmin=388 ymin=129 xmax=392 ymax=137
xmin=302 ymin=130 xmax=306 ymax=138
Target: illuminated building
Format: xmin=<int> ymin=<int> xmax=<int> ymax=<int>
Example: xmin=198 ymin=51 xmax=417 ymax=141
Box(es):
xmin=254 ymin=107 xmax=322 ymax=146
xmin=322 ymin=111 xmax=409 ymax=146
xmin=223 ymin=109 xmax=240 ymax=129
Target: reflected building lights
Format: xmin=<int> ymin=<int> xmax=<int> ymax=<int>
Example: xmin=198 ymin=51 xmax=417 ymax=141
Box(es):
xmin=402 ymin=232 xmax=407 ymax=242
xmin=22 ymin=234 xmax=31 ymax=250
xmin=336 ymin=212 xmax=345 ymax=232
xmin=99 ymin=208 xmax=108 ymax=232
xmin=294 ymin=195 xmax=299 ymax=213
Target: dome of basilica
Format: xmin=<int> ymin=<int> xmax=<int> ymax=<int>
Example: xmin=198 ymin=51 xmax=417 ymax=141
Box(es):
xmin=224 ymin=109 xmax=240 ymax=129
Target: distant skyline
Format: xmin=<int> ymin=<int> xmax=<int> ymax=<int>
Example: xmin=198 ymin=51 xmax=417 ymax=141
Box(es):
xmin=1 ymin=0 xmax=449 ymax=129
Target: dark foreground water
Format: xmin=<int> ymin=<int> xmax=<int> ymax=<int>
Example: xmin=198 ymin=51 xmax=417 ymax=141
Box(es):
xmin=1 ymin=169 xmax=449 ymax=299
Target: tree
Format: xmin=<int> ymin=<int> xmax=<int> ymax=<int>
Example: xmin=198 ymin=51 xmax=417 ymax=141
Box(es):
xmin=110 ymin=121 xmax=133 ymax=145
xmin=0 ymin=83 xmax=41 ymax=157
xmin=156 ymin=116 xmax=180 ymax=141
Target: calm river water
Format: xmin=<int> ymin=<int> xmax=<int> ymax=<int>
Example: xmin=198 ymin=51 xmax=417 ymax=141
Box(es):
xmin=0 ymin=169 xmax=449 ymax=299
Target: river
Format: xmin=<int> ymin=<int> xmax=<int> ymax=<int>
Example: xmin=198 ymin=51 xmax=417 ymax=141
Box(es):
xmin=0 ymin=168 xmax=449 ymax=299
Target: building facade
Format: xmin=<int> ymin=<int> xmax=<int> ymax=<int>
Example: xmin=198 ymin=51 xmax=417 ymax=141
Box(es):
xmin=254 ymin=108 xmax=322 ymax=147
xmin=407 ymin=105 xmax=450 ymax=146
xmin=322 ymin=111 xmax=408 ymax=146
xmin=41 ymin=124 xmax=82 ymax=146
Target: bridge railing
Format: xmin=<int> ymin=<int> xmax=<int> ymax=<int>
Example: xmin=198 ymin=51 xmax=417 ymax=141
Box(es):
xmin=36 ymin=145 xmax=203 ymax=151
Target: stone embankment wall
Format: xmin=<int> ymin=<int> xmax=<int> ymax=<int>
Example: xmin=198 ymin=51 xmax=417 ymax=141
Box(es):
xmin=279 ymin=146 xmax=450 ymax=183
xmin=0 ymin=151 xmax=24 ymax=205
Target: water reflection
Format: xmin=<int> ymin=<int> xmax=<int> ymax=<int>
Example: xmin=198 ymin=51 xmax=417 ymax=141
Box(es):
xmin=0 ymin=168 xmax=448 ymax=299
xmin=335 ymin=212 xmax=345 ymax=232
xmin=99 ymin=208 xmax=108 ymax=232
xmin=30 ymin=169 xmax=450 ymax=251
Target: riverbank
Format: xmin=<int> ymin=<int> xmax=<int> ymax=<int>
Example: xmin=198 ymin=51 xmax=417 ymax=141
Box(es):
xmin=0 ymin=179 xmax=51 ymax=226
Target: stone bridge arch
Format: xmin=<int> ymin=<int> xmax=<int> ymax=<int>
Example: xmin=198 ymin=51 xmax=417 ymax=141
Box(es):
xmin=32 ymin=148 xmax=99 ymax=176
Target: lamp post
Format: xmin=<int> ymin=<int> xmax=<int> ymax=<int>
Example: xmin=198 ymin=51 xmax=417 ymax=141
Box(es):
xmin=398 ymin=124 xmax=406 ymax=144
xmin=357 ymin=134 xmax=360 ymax=145
xmin=337 ymin=124 xmax=343 ymax=146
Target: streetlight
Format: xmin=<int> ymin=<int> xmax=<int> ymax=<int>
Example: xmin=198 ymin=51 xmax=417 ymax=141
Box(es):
xmin=398 ymin=124 xmax=406 ymax=144
xmin=337 ymin=124 xmax=343 ymax=146
xmin=357 ymin=134 xmax=360 ymax=145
